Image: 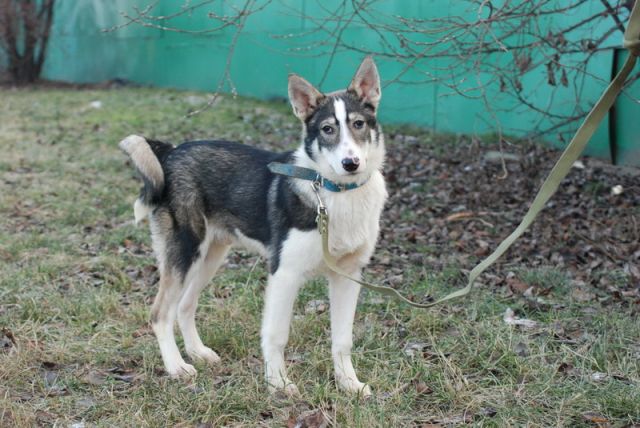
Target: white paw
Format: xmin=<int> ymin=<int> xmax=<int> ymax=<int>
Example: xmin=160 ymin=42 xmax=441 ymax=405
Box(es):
xmin=337 ymin=377 xmax=372 ymax=397
xmin=186 ymin=345 xmax=221 ymax=366
xmin=166 ymin=361 xmax=197 ymax=379
xmin=267 ymin=377 xmax=300 ymax=396
xmin=283 ymin=382 xmax=300 ymax=396
xmin=360 ymin=383 xmax=372 ymax=398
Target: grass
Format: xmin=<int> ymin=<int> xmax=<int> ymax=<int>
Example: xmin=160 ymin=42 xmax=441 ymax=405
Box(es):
xmin=1 ymin=87 xmax=639 ymax=427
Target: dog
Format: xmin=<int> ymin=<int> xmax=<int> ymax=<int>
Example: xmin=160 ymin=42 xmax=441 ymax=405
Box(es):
xmin=119 ymin=57 xmax=387 ymax=396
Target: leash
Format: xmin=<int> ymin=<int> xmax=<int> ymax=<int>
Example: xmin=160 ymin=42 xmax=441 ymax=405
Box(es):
xmin=279 ymin=3 xmax=640 ymax=309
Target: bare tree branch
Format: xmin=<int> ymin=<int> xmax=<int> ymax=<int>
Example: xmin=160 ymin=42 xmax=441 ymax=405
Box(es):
xmin=186 ymin=0 xmax=261 ymax=116
xmin=118 ymin=0 xmax=637 ymax=139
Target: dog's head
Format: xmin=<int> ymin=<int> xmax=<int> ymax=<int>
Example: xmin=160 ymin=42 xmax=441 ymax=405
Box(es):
xmin=288 ymin=57 xmax=384 ymax=184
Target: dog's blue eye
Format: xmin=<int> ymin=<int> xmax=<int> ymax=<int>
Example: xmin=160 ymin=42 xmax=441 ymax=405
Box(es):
xmin=353 ymin=120 xmax=365 ymax=129
xmin=322 ymin=125 xmax=334 ymax=134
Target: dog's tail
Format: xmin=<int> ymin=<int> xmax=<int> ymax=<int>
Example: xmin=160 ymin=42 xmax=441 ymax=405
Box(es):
xmin=119 ymin=134 xmax=174 ymax=224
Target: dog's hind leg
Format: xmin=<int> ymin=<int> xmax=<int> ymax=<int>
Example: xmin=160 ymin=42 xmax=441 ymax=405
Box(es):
xmin=149 ymin=210 xmax=198 ymax=378
xmin=177 ymin=242 xmax=230 ymax=365
xmin=151 ymin=268 xmax=196 ymax=378
xmin=328 ymin=270 xmax=371 ymax=397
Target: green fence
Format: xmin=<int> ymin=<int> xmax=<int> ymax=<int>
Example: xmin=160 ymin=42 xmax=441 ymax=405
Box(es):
xmin=39 ymin=0 xmax=640 ymax=166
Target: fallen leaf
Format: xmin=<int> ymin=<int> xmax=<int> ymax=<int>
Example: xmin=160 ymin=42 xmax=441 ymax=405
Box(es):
xmin=288 ymin=409 xmax=328 ymax=428
xmin=184 ymin=383 xmax=206 ymax=394
xmin=1 ymin=328 xmax=16 ymax=352
xmin=590 ymin=372 xmax=608 ymax=382
xmin=83 ymin=370 xmax=107 ymax=386
xmin=478 ymin=407 xmax=498 ymax=417
xmin=43 ymin=370 xmax=68 ymax=396
xmin=132 ymin=324 xmax=153 ymax=338
xmin=503 ymin=308 xmax=537 ymax=328
xmin=287 ymin=415 xmax=297 ymax=428
xmin=214 ymin=286 xmax=233 ymax=299
xmin=286 ymin=353 xmax=305 ymax=364
xmin=412 ymin=380 xmax=433 ymax=395
xmin=483 ymin=150 xmax=521 ymax=163
xmin=445 ymin=211 xmax=475 ymax=222
xmin=581 ymin=412 xmax=609 ymax=424
xmin=424 ymin=412 xmax=474 ymax=425
xmin=514 ymin=341 xmax=529 ymax=357
xmin=507 ymin=277 xmax=532 ymax=295
xmin=557 ymin=362 xmax=578 ymax=376
xmin=305 ymin=299 xmax=328 ymax=314
xmin=212 ymin=376 xmax=229 ymax=387
xmin=76 ymin=397 xmax=96 ymax=409
xmin=378 ymin=383 xmax=411 ymax=400
xmin=245 ymin=355 xmax=262 ymax=374
xmin=571 ymin=287 xmax=596 ymax=302
xmin=259 ymin=410 xmax=273 ymax=420
xmin=403 ymin=341 xmax=428 ymax=358
xmin=572 ymin=160 xmax=585 ymax=169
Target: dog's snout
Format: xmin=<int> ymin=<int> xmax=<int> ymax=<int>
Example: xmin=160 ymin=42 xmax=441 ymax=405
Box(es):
xmin=341 ymin=157 xmax=360 ymax=172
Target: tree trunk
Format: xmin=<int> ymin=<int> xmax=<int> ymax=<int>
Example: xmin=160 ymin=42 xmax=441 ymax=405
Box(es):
xmin=0 ymin=0 xmax=56 ymax=84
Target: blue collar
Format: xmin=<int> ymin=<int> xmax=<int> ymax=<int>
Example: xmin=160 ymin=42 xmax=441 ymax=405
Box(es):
xmin=267 ymin=162 xmax=367 ymax=192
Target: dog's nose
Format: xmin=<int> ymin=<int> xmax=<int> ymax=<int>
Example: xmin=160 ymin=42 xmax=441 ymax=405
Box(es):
xmin=341 ymin=157 xmax=360 ymax=172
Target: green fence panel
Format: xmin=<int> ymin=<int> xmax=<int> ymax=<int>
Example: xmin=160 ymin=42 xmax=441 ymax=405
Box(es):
xmin=38 ymin=0 xmax=639 ymax=165
xmin=613 ymin=49 xmax=640 ymax=166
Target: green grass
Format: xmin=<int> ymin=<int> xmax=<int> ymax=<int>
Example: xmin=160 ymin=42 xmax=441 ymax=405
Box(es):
xmin=1 ymin=87 xmax=639 ymax=427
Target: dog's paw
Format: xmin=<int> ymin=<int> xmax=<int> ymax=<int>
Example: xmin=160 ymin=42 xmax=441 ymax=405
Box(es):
xmin=359 ymin=383 xmax=372 ymax=398
xmin=267 ymin=377 xmax=300 ymax=397
xmin=186 ymin=346 xmax=221 ymax=366
xmin=283 ymin=383 xmax=300 ymax=396
xmin=337 ymin=377 xmax=372 ymax=398
xmin=166 ymin=361 xmax=197 ymax=379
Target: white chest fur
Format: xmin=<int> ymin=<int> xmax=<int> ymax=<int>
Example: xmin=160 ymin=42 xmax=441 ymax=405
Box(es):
xmin=321 ymin=171 xmax=387 ymax=258
xmin=280 ymin=171 xmax=387 ymax=278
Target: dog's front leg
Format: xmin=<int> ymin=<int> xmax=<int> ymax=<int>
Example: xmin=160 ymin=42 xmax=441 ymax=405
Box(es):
xmin=261 ymin=268 xmax=303 ymax=395
xmin=328 ymin=270 xmax=372 ymax=397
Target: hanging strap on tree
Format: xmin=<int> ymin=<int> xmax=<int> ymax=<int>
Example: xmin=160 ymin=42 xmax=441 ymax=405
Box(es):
xmin=318 ymin=1 xmax=640 ymax=308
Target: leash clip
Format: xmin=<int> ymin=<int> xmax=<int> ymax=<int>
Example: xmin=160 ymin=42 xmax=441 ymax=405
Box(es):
xmin=311 ymin=178 xmax=325 ymax=209
xmin=311 ymin=180 xmax=328 ymax=232
xmin=312 ymin=173 xmax=325 ymax=191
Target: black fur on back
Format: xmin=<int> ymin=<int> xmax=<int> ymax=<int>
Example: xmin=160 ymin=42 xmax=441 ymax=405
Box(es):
xmin=149 ymin=140 xmax=317 ymax=277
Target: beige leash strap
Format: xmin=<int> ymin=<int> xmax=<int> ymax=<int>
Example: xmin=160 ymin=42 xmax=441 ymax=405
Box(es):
xmin=319 ymin=1 xmax=640 ymax=308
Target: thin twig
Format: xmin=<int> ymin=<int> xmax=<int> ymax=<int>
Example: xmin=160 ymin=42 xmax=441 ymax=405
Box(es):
xmin=187 ymin=0 xmax=258 ymax=117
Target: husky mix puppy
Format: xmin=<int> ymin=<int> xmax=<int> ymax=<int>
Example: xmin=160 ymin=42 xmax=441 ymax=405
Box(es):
xmin=120 ymin=57 xmax=387 ymax=396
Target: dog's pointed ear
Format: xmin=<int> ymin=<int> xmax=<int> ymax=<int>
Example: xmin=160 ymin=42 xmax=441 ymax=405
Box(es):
xmin=348 ymin=56 xmax=381 ymax=111
xmin=288 ymin=74 xmax=324 ymax=121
